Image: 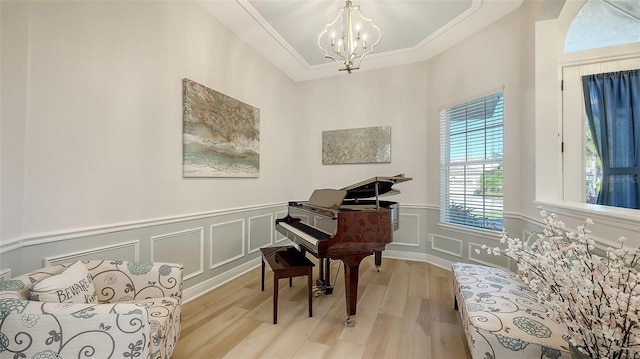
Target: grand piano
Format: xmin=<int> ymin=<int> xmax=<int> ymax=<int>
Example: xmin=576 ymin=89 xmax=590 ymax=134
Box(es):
xmin=275 ymin=174 xmax=412 ymax=326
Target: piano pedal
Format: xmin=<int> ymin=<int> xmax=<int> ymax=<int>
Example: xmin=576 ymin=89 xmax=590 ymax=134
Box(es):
xmin=323 ymin=285 xmax=334 ymax=295
xmin=375 ymin=266 xmax=383 ymax=273
xmin=313 ymin=281 xmax=334 ymax=296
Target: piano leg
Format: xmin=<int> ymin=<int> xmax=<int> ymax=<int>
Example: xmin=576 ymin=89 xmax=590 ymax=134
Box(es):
xmin=342 ymin=253 xmax=371 ymax=327
xmin=374 ymin=251 xmax=383 ymax=273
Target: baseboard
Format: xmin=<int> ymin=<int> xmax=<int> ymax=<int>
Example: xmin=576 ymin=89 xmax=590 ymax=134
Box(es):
xmin=383 ymin=249 xmax=453 ymax=270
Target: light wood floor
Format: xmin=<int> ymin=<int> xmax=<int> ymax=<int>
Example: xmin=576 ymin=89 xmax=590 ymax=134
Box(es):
xmin=172 ymin=256 xmax=472 ymax=359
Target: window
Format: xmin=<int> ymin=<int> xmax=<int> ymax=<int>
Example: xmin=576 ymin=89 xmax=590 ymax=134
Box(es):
xmin=440 ymin=92 xmax=504 ymax=230
xmin=559 ymin=0 xmax=640 ymax=210
xmin=561 ymin=58 xmax=640 ymax=206
xmin=564 ymin=0 xmax=640 ymax=53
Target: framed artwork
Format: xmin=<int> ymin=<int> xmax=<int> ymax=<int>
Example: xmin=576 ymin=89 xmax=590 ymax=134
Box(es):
xmin=322 ymin=126 xmax=391 ymax=164
xmin=182 ymin=78 xmax=260 ymax=177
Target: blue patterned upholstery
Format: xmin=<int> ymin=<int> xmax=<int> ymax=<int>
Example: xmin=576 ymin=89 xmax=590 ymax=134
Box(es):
xmin=0 ymin=260 xmax=182 ymax=359
xmin=452 ymin=262 xmax=570 ymax=359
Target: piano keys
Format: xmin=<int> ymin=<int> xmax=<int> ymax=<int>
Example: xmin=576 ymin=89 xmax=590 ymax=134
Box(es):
xmin=275 ymin=174 xmax=412 ymax=326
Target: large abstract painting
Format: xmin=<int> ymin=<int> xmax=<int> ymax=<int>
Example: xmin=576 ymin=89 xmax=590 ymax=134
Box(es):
xmin=322 ymin=126 xmax=391 ymax=164
xmin=182 ymin=79 xmax=260 ymax=177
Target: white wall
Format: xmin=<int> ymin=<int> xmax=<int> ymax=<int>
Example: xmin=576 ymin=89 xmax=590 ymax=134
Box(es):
xmin=1 ymin=1 xmax=297 ymax=243
xmin=427 ymin=2 xmax=536 ymax=217
xmin=292 ymin=63 xmax=429 ymax=205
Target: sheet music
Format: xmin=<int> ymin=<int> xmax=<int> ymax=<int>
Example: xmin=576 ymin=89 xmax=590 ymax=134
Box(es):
xmin=307 ymin=189 xmax=347 ymax=209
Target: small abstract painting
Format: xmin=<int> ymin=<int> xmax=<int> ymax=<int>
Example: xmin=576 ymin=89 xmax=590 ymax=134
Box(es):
xmin=182 ymin=79 xmax=260 ymax=177
xmin=322 ymin=126 xmax=391 ymax=164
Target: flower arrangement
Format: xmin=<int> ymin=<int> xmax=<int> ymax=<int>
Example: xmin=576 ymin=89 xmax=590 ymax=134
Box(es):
xmin=482 ymin=207 xmax=640 ymax=359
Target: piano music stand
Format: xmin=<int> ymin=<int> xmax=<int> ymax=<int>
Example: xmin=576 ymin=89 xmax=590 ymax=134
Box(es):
xmin=260 ymin=246 xmax=315 ymax=324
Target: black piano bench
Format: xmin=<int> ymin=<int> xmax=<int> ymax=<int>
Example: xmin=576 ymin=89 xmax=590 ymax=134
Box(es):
xmin=260 ymin=246 xmax=315 ymax=324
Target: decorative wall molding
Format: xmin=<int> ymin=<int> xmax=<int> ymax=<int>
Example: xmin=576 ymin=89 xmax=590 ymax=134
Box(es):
xmin=467 ymin=242 xmax=509 ymax=269
xmin=383 ymin=249 xmax=451 ymax=271
xmin=247 ymin=213 xmax=273 ymax=254
xmin=0 ymin=202 xmax=286 ymax=254
xmin=391 ymin=213 xmax=420 ymax=247
xmin=210 ymin=219 xmax=246 ymax=270
xmin=429 ymin=234 xmax=463 ymax=258
xmin=402 ymin=203 xmax=436 ymax=211
xmin=44 ymin=240 xmax=140 ymax=267
xmin=151 ymin=228 xmax=204 ymax=281
xmin=184 ymin=257 xmax=261 ymax=302
xmin=274 ymin=210 xmax=288 ymax=243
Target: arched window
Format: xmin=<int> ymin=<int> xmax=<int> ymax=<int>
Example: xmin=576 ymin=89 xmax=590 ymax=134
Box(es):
xmin=564 ymin=0 xmax=640 ymax=53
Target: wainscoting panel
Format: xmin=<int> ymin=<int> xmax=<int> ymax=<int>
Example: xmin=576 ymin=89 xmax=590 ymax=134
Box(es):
xmin=44 ymin=241 xmax=140 ymax=266
xmin=151 ymin=228 xmax=204 ymax=281
xmin=210 ymin=219 xmax=245 ymax=269
xmin=429 ymin=234 xmax=463 ymax=258
xmin=392 ymin=213 xmax=420 ymax=247
xmin=274 ymin=210 xmax=288 ymax=243
xmin=248 ymin=213 xmax=273 ymax=253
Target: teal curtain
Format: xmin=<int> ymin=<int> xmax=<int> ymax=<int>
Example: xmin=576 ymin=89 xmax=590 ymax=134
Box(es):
xmin=582 ymin=69 xmax=640 ymax=209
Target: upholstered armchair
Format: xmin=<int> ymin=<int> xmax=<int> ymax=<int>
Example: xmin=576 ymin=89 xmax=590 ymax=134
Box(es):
xmin=0 ymin=260 xmax=183 ymax=359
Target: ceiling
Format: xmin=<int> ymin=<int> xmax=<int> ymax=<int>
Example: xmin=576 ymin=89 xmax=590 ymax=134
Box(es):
xmin=197 ymin=0 xmax=564 ymax=82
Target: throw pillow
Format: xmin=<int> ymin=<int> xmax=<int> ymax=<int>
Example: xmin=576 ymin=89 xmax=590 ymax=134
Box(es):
xmin=30 ymin=260 xmax=98 ymax=303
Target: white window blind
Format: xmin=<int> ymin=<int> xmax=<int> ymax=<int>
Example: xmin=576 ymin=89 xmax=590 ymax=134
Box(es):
xmin=440 ymin=92 xmax=504 ymax=230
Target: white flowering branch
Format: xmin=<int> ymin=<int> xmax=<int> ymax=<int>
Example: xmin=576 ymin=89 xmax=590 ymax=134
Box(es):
xmin=481 ymin=207 xmax=639 ymax=359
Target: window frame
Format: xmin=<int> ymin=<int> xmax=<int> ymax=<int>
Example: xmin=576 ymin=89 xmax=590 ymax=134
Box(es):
xmin=561 ymin=58 xmax=640 ymax=205
xmin=440 ymin=92 xmax=504 ymax=231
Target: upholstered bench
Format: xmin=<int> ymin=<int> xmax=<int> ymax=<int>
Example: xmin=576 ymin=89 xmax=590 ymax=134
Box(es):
xmin=452 ymin=262 xmax=570 ymax=359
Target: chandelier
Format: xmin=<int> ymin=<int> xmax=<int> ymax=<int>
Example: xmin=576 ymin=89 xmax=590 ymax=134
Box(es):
xmin=317 ymin=0 xmax=382 ymax=73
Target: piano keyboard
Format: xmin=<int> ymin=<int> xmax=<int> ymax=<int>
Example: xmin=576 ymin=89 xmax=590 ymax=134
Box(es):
xmin=278 ymin=221 xmax=331 ymax=251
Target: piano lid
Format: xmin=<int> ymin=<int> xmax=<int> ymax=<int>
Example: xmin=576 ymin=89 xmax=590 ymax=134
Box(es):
xmin=341 ymin=174 xmax=412 ymax=199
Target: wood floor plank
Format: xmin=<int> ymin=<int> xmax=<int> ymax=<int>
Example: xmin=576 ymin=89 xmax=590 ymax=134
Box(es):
xmin=337 ymin=284 xmax=387 ymax=346
xmin=380 ymin=271 xmax=409 ymax=317
xmin=306 ymin=296 xmax=346 ymax=346
xmin=172 ymin=306 xmax=248 ymax=357
xmin=172 ymin=259 xmax=472 ymax=359
xmin=187 ymin=317 xmax=261 ymax=358
xmin=362 ymin=313 xmax=402 ymax=358
xmin=324 ymin=340 xmax=366 ymax=359
xmin=180 ymin=287 xmax=256 ymax=337
xmin=431 ymin=321 xmax=471 ymax=359
xmin=259 ymin=311 xmax=323 ymax=359
xmin=408 ymin=261 xmax=429 ymax=299
xmin=292 ymin=340 xmax=331 ymax=359
xmin=398 ymin=296 xmax=432 ymax=358
xmin=222 ymin=322 xmax=285 ymax=359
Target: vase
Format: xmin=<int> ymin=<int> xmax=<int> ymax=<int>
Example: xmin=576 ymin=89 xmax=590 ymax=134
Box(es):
xmin=569 ymin=345 xmax=593 ymax=359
